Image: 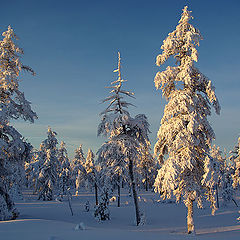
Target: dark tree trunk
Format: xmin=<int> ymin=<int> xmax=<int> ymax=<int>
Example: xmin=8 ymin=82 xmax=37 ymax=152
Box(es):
xmin=187 ymin=197 xmax=194 ymax=234
xmin=95 ymin=182 xmax=98 ymax=206
xmin=117 ymin=175 xmax=120 ymax=207
xmin=117 ymin=184 xmax=121 ymax=207
xmin=232 ymin=198 xmax=238 ymax=207
xmin=145 ymin=172 xmax=148 ymax=191
xmin=216 ymin=184 xmax=219 ymax=209
xmin=128 ymin=157 xmax=140 ymax=225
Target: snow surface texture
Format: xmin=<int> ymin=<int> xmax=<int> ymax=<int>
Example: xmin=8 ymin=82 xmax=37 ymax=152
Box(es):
xmin=0 ymin=189 xmax=240 ymax=240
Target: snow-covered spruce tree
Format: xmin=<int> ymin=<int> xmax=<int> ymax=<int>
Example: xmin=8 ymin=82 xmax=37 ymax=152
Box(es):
xmin=97 ymin=52 xmax=150 ymax=225
xmin=0 ymin=26 xmax=37 ymax=220
xmin=8 ymin=141 xmax=33 ymax=201
xmin=201 ymin=145 xmax=224 ymax=211
xmin=71 ymin=145 xmax=85 ymax=195
xmin=84 ymin=149 xmax=100 ymax=205
xmin=205 ymin=146 xmax=236 ymax=208
xmin=84 ymin=149 xmax=95 ymax=190
xmin=153 ymin=6 xmax=220 ymax=234
xmin=220 ymin=159 xmax=236 ymax=207
xmin=93 ymin=165 xmax=112 ymax=221
xmin=230 ymin=137 xmax=240 ymax=189
xmin=76 ymin=148 xmax=100 ymax=206
xmin=25 ymin=143 xmax=46 ymax=193
xmin=97 ymin=141 xmax=128 ymax=207
xmin=20 ymin=141 xmax=34 ymax=188
xmin=57 ymin=141 xmax=71 ymax=200
xmin=36 ymin=128 xmax=59 ymax=201
xmin=208 ymin=145 xmax=237 ymax=208
xmin=136 ymin=142 xmax=156 ymax=191
xmin=208 ymin=145 xmax=225 ymax=208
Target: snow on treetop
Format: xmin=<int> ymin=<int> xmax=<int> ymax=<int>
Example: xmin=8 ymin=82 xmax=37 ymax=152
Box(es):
xmin=100 ymin=52 xmax=134 ymax=116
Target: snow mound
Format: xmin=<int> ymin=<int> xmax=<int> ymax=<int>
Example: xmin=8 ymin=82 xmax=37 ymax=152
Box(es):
xmin=75 ymin=222 xmax=86 ymax=230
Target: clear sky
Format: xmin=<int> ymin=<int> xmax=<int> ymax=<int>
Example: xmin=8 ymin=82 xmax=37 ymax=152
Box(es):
xmin=1 ymin=0 xmax=239 ymax=159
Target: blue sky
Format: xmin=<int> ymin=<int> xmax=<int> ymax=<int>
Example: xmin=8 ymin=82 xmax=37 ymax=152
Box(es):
xmin=1 ymin=0 xmax=240 ymax=158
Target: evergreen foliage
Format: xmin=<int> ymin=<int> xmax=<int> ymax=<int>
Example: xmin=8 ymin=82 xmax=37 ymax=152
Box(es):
xmin=136 ymin=142 xmax=156 ymax=191
xmin=35 ymin=128 xmax=59 ymax=201
xmin=230 ymin=137 xmax=240 ymax=189
xmin=58 ymin=141 xmax=71 ymax=200
xmin=97 ymin=52 xmax=150 ymax=225
xmin=153 ymin=6 xmax=220 ymax=234
xmin=0 ymin=26 xmax=36 ymax=220
xmin=84 ymin=149 xmax=96 ymax=190
xmin=25 ymin=144 xmax=45 ymax=193
xmin=72 ymin=145 xmax=85 ymax=195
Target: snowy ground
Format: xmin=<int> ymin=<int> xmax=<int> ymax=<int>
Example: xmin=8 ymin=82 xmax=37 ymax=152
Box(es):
xmin=1 ymin=190 xmax=240 ymax=240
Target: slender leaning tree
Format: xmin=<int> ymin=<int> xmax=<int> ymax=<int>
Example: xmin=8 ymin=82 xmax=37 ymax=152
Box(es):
xmin=97 ymin=52 xmax=150 ymax=225
xmin=153 ymin=7 xmax=220 ymax=234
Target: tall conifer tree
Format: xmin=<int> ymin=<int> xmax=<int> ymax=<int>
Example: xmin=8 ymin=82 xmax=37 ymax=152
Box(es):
xmin=231 ymin=137 xmax=240 ymax=189
xmin=97 ymin=52 xmax=150 ymax=225
xmin=0 ymin=26 xmax=37 ymax=220
xmin=36 ymin=128 xmax=58 ymax=201
xmin=153 ymin=7 xmax=220 ymax=234
xmin=58 ymin=141 xmax=71 ymax=199
xmin=72 ymin=145 xmax=85 ymax=195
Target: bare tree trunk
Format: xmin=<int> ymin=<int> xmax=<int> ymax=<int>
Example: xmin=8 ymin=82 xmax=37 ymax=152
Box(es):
xmin=187 ymin=197 xmax=194 ymax=234
xmin=67 ymin=193 xmax=73 ymax=216
xmin=232 ymin=198 xmax=238 ymax=207
xmin=128 ymin=157 xmax=140 ymax=225
xmin=145 ymin=172 xmax=148 ymax=191
xmin=95 ymin=182 xmax=98 ymax=206
xmin=117 ymin=175 xmax=120 ymax=207
xmin=216 ymin=184 xmax=219 ymax=209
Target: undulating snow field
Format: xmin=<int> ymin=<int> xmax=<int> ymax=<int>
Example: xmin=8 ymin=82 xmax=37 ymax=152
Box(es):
xmin=1 ymin=190 xmax=240 ymax=240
